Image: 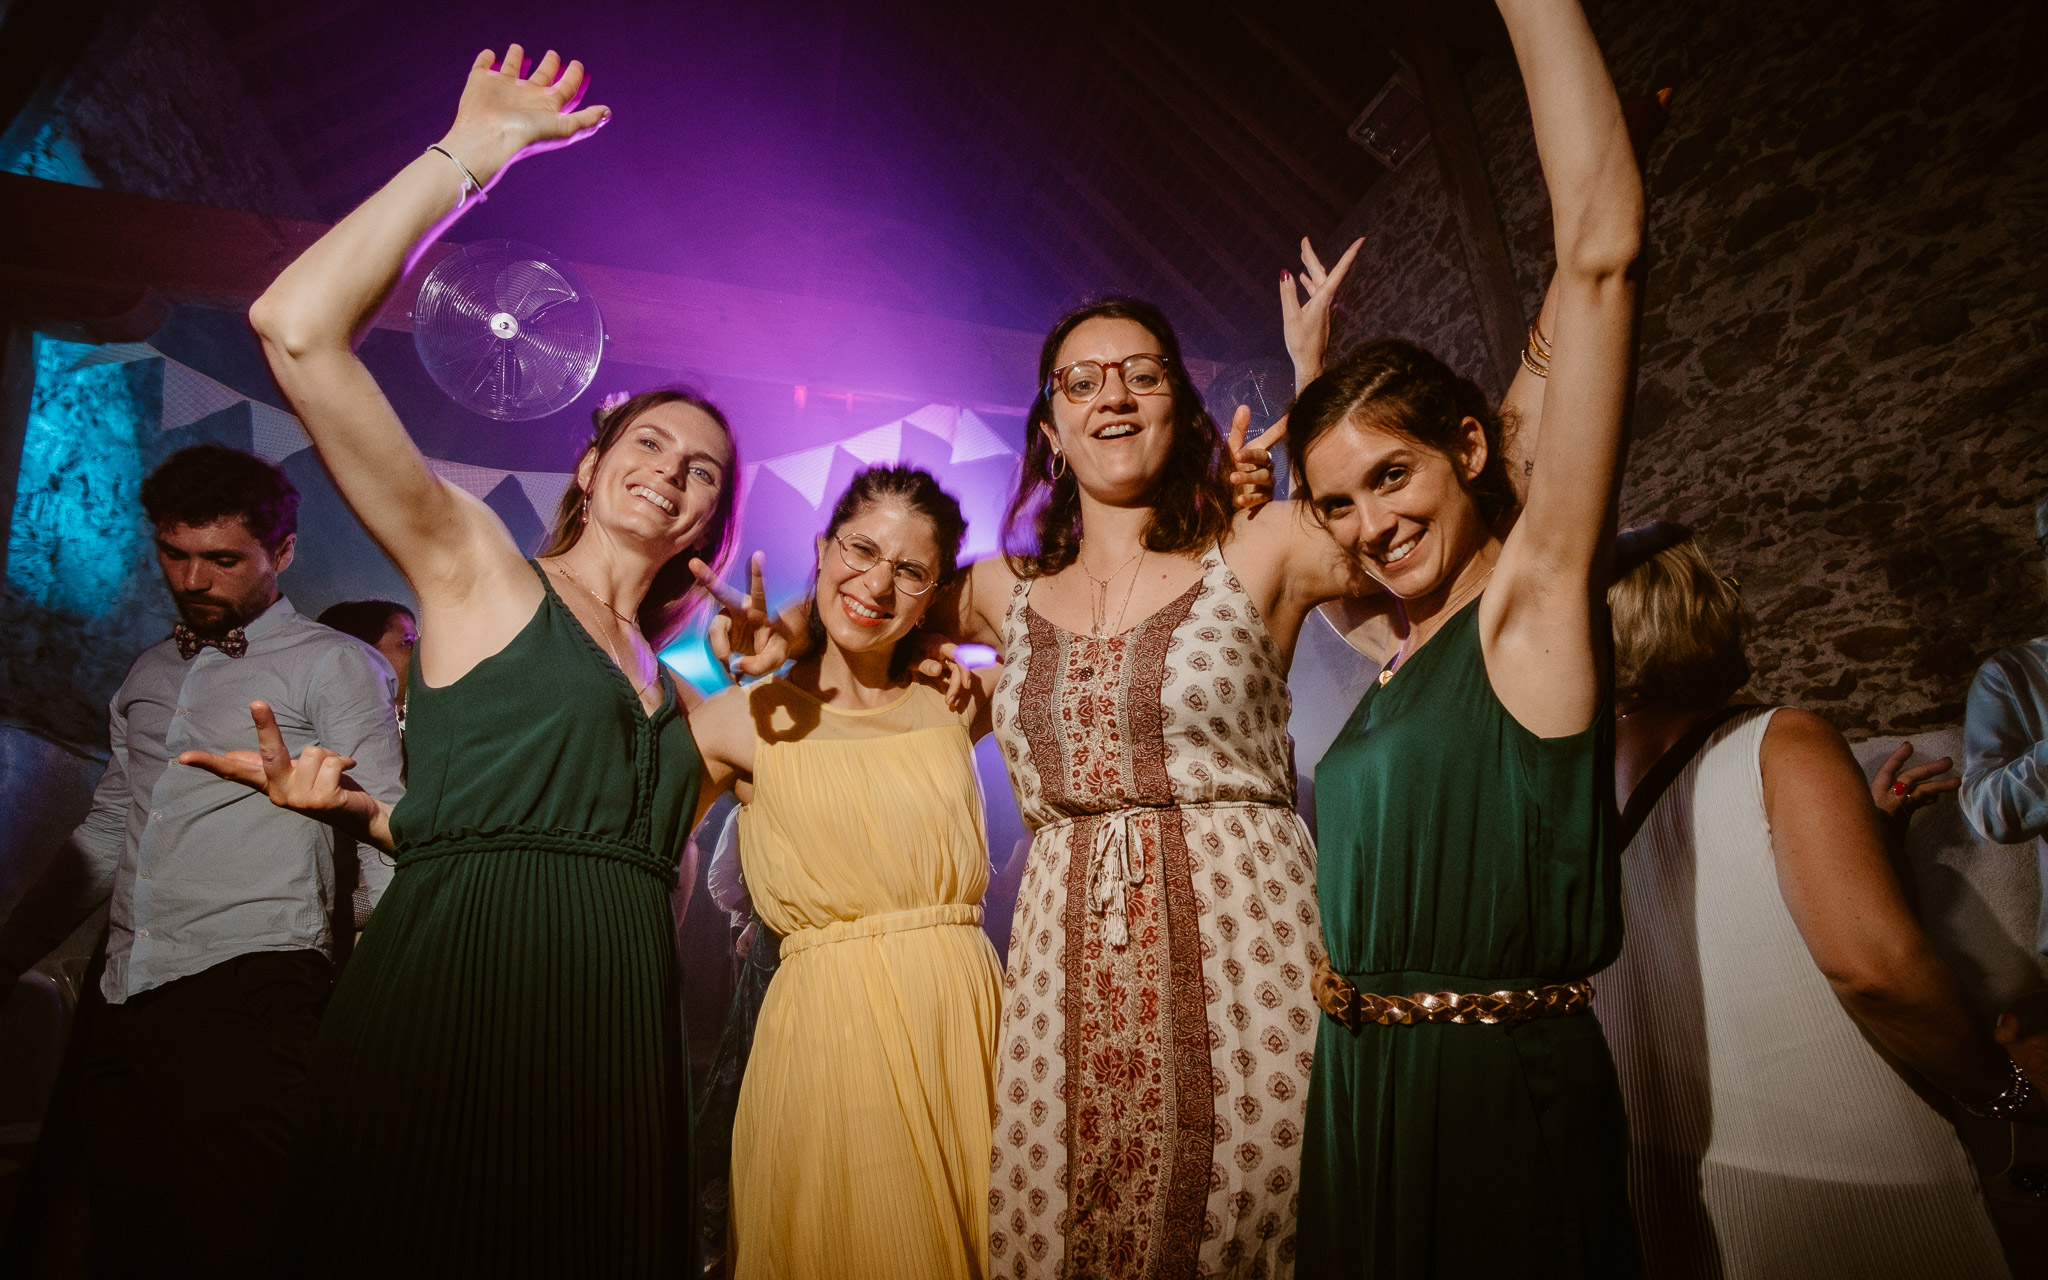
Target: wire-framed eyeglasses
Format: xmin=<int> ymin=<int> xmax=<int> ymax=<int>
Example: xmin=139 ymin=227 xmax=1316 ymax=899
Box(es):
xmin=835 ymin=535 xmax=937 ymax=596
xmin=1045 ymin=354 xmax=1172 ymax=405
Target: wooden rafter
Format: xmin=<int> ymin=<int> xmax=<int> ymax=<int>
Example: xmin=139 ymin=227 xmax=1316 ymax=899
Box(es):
xmin=1096 ymin=36 xmax=1337 ymax=241
xmin=1124 ymin=21 xmax=1352 ymax=215
xmin=1396 ymin=2 xmax=1526 ymax=391
xmin=912 ymin=16 xmax=1245 ymax=347
xmin=1218 ymin=0 xmax=1358 ymax=127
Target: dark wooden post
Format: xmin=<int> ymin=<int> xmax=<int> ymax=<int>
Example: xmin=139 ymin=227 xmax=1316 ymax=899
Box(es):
xmin=1399 ymin=2 xmax=1527 ymax=395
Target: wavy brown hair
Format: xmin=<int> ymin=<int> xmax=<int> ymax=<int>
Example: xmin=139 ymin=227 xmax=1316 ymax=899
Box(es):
xmin=535 ymin=388 xmax=741 ymax=645
xmin=1287 ymin=337 xmax=1518 ymax=533
xmin=1003 ymin=298 xmax=1232 ymax=577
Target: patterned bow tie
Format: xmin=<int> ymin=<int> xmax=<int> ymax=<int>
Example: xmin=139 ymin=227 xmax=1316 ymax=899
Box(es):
xmin=173 ymin=624 xmax=248 ymax=660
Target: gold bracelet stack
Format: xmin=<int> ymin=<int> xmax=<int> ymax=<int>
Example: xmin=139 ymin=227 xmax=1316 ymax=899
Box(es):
xmin=1521 ymin=322 xmax=1552 ymax=378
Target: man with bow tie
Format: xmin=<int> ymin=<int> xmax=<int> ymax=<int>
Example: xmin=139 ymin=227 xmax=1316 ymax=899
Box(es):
xmin=0 ymin=443 xmax=404 ymax=1277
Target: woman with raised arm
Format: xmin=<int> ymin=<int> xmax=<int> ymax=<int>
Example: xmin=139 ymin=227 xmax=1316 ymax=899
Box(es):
xmin=237 ymin=47 xmax=737 ymax=1276
xmin=1281 ymin=1 xmax=1647 ymax=1273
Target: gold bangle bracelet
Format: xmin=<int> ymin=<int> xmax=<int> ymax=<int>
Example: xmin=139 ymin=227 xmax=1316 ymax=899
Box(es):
xmin=1520 ymin=346 xmax=1550 ymax=378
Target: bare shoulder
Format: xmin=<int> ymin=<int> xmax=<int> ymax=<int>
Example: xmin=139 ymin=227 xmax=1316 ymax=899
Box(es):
xmin=688 ymin=682 xmax=755 ymax=770
xmin=1758 ymin=707 xmax=1868 ymax=806
xmin=1760 ymin=707 xmax=1849 ymax=762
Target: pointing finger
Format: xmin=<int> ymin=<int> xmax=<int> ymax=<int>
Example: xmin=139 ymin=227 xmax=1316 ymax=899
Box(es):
xmin=1227 ymin=404 xmax=1250 ymax=459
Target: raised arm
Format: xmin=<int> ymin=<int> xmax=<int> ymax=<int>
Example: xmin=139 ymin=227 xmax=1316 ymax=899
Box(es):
xmin=1481 ymin=0 xmax=1643 ymax=737
xmin=248 ymin=48 xmax=608 ymax=613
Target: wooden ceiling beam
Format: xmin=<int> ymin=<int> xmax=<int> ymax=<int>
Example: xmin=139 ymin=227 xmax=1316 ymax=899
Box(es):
xmin=0 ymin=173 xmax=1059 ymax=412
xmin=909 ymin=20 xmax=1245 ymax=348
xmin=1123 ymin=22 xmax=1353 ymax=215
xmin=222 ymin=0 xmax=385 ymax=64
xmin=1096 ymin=36 xmax=1338 ymax=240
xmin=1218 ymin=0 xmax=1358 ymax=127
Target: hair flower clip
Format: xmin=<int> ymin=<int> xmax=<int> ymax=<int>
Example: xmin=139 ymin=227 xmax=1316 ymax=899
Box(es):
xmin=598 ymin=391 xmax=631 ymax=413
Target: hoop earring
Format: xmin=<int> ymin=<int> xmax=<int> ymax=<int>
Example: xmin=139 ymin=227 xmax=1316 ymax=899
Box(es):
xmin=1049 ymin=450 xmax=1067 ymax=481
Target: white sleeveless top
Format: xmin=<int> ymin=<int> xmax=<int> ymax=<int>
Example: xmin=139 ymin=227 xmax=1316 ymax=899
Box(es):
xmin=1594 ymin=707 xmax=2010 ymax=1280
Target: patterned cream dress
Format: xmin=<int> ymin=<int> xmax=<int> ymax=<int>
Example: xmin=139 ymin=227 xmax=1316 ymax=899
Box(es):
xmin=987 ymin=546 xmax=1323 ymax=1280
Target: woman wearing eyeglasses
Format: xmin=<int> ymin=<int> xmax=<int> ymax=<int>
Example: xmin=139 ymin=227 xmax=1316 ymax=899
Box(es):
xmin=725 ymin=288 xmax=1357 ymax=1276
xmin=685 ymin=464 xmax=1006 ymax=1280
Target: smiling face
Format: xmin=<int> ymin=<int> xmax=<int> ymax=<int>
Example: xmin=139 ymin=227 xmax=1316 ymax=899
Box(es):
xmin=813 ymin=500 xmax=943 ymax=660
xmin=154 ymin=517 xmax=292 ymax=635
xmin=576 ymin=400 xmax=732 ymax=561
xmin=1300 ymin=414 xmax=1493 ymax=601
xmin=1039 ymin=316 xmax=1179 ymax=506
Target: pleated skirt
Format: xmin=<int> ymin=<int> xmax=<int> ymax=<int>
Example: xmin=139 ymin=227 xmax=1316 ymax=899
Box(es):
xmin=729 ymin=917 xmax=1001 ymax=1280
xmin=278 ymin=840 xmax=693 ymax=1278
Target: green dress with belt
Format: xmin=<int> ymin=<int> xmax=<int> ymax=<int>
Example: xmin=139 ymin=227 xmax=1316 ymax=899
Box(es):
xmin=282 ymin=562 xmax=702 ymax=1278
xmin=1298 ymin=596 xmax=1640 ymax=1278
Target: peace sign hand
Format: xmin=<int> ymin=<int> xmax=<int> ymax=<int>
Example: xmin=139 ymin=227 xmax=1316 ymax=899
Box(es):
xmin=1280 ymin=236 xmax=1364 ymax=390
xmin=696 ymin=553 xmax=795 ymax=678
xmin=178 ymin=701 xmax=387 ymax=836
xmin=1225 ymin=404 xmax=1289 ymax=517
xmin=439 ymin=45 xmax=611 ymax=190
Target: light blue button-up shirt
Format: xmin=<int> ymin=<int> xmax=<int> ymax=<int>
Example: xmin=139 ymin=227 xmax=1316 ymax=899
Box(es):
xmin=0 ymin=597 xmax=406 ymax=1002
xmin=1961 ymin=635 xmax=2048 ymax=955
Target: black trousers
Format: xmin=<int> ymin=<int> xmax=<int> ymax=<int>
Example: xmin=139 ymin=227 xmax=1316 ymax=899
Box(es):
xmin=78 ymin=948 xmax=332 ymax=1279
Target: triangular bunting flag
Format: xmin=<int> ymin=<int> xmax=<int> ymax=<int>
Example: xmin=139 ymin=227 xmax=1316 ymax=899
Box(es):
xmin=514 ymin=471 xmax=574 ymax=523
xmin=949 ymin=409 xmax=1016 ymax=463
xmin=161 ymin=360 xmax=248 ymax=431
xmin=70 ymin=342 xmax=159 ymax=371
xmin=249 ymin=402 xmax=313 ymax=462
xmin=761 ymin=444 xmax=836 ymax=508
xmin=903 ymin=403 xmax=959 ymax=444
xmin=839 ymin=422 xmax=902 ymax=466
xmin=425 ymin=457 xmax=510 ymax=500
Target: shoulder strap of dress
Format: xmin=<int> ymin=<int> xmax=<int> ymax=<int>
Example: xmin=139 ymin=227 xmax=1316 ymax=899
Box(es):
xmin=1617 ymin=704 xmax=1768 ymax=849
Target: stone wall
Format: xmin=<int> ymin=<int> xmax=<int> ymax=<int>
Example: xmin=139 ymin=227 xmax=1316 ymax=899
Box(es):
xmin=1324 ymin=0 xmax=2048 ymax=738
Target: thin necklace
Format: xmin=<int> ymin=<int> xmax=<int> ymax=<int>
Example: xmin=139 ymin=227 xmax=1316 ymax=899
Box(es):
xmin=549 ymin=558 xmax=652 ymax=697
xmin=1379 ymin=562 xmax=1494 ymax=687
xmin=1079 ymin=545 xmax=1145 ymax=639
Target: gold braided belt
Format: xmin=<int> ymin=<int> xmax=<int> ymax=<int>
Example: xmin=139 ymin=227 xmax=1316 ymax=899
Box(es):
xmin=1311 ymin=954 xmax=1594 ymax=1030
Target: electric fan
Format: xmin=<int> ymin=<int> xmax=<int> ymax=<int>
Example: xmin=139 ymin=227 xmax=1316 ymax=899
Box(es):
xmin=412 ymin=239 xmax=605 ymax=421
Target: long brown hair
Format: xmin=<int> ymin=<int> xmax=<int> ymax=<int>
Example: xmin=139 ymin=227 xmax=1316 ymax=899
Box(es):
xmin=1003 ymin=297 xmax=1232 ymax=578
xmin=535 ymin=388 xmax=741 ymax=645
xmin=1287 ymin=338 xmax=1518 ymax=532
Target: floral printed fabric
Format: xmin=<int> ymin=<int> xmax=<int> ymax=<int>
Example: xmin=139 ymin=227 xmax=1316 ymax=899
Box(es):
xmin=988 ymin=548 xmax=1323 ymax=1279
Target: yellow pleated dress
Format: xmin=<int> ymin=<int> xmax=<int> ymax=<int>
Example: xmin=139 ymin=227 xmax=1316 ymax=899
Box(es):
xmin=729 ymin=678 xmax=1003 ymax=1280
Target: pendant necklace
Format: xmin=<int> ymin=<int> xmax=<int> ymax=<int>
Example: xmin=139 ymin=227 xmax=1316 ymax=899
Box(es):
xmin=550 ymin=558 xmax=652 ymax=698
xmin=1079 ymin=546 xmax=1146 ymax=639
xmin=1379 ymin=563 xmax=1495 ymax=687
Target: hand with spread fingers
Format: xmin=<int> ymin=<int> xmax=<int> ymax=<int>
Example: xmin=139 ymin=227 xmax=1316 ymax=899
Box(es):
xmin=1871 ymin=741 xmax=1961 ymax=822
xmin=695 ymin=551 xmax=803 ymax=678
xmin=178 ymin=700 xmax=394 ymax=850
xmin=1281 ymin=235 xmax=1364 ymax=391
xmin=1225 ymin=405 xmax=1287 ymax=517
xmin=438 ymin=45 xmax=612 ymax=193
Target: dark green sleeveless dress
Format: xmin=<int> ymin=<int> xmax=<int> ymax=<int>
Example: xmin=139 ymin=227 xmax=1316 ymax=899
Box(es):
xmin=1298 ymin=597 xmax=1640 ymax=1278
xmin=281 ymin=563 xmax=702 ymax=1277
